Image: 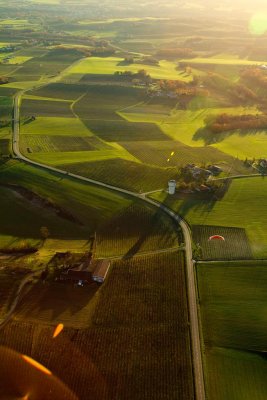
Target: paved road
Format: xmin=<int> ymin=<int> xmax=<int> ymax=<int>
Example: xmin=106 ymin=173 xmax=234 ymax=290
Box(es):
xmin=12 ymin=86 xmax=206 ymax=400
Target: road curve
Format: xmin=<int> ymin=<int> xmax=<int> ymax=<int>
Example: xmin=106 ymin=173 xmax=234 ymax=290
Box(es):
xmin=12 ymin=90 xmax=206 ymax=400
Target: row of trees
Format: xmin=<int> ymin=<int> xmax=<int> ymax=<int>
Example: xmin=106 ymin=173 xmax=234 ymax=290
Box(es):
xmin=209 ymin=113 xmax=267 ymax=133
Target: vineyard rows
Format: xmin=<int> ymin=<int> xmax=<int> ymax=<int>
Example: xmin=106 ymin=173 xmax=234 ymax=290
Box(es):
xmin=0 ymin=251 xmax=194 ymax=400
xmin=192 ymin=224 xmax=253 ymax=260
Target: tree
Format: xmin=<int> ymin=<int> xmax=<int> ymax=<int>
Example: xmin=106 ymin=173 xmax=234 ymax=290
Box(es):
xmin=40 ymin=226 xmax=50 ymax=240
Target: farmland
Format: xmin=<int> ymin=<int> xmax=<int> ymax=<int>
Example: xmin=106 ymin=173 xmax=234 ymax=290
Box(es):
xmin=150 ymin=177 xmax=267 ymax=258
xmin=2 ymin=3 xmax=267 ymax=400
xmin=0 ymin=251 xmax=194 ymax=400
xmin=197 ymin=262 xmax=267 ymax=400
xmin=95 ymin=202 xmax=181 ymax=257
xmin=192 ymin=225 xmax=253 ymax=260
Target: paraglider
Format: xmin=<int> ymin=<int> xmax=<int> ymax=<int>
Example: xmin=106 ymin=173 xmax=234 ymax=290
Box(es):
xmin=208 ymin=235 xmax=225 ymax=241
xmin=53 ymin=323 xmax=64 ymax=338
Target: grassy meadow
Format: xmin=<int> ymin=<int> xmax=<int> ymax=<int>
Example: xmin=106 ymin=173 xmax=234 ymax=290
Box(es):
xmin=150 ymin=177 xmax=267 ymax=258
xmin=198 ymin=262 xmax=267 ymax=400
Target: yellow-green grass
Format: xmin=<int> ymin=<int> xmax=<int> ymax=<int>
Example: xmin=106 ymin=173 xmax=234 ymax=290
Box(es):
xmin=27 ymin=0 xmax=60 ymax=3
xmin=0 ymin=160 xmax=132 ymax=246
xmin=213 ymin=131 xmax=267 ymax=159
xmin=1 ymin=252 xmax=194 ymax=400
xmin=20 ymin=117 xmax=93 ymax=136
xmin=181 ymin=57 xmax=264 ymax=66
xmin=122 ymin=106 xmax=261 ymax=151
xmin=67 ymin=56 xmax=193 ymax=81
xmin=150 ymin=177 xmax=267 ymax=258
xmin=0 ymin=19 xmax=29 ymax=26
xmin=23 ymin=94 xmax=72 ymax=103
xmin=23 ymin=146 xmax=139 ymax=165
xmin=4 ymin=81 xmax=41 ymax=89
xmin=198 ymin=263 xmax=267 ymax=399
xmin=7 ymin=56 xmax=32 ymax=65
xmin=78 ymin=17 xmax=170 ymax=25
xmin=59 ymin=158 xmax=177 ymax=192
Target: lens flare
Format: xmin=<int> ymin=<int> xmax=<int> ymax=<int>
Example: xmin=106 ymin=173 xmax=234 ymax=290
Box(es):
xmin=22 ymin=355 xmax=52 ymax=375
xmin=53 ymin=323 xmax=64 ymax=338
xmin=249 ymin=12 xmax=267 ymax=35
xmin=171 ymin=151 xmax=174 ymax=156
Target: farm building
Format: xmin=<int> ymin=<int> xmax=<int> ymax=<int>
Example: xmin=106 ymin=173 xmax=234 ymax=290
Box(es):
xmin=60 ymin=258 xmax=92 ymax=284
xmin=91 ymin=259 xmax=111 ymax=283
xmin=59 ymin=254 xmax=110 ymax=285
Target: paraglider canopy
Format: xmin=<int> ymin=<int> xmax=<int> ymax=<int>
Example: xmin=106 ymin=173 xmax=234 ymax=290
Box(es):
xmin=208 ymin=235 xmax=225 ymax=241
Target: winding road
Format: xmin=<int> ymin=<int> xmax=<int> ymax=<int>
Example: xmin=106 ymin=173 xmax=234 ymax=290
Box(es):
xmin=11 ymin=85 xmax=206 ymax=399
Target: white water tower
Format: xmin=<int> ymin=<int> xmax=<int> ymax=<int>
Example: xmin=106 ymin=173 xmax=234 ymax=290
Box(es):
xmin=168 ymin=180 xmax=176 ymax=195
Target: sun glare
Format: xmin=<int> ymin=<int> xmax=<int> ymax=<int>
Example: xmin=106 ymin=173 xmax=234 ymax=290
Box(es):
xmin=249 ymin=12 xmax=267 ymax=34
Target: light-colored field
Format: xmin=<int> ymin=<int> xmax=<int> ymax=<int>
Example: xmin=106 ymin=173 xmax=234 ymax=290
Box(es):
xmin=4 ymin=81 xmax=41 ymax=89
xmin=122 ymin=106 xmax=261 ymax=149
xmin=78 ymin=17 xmax=170 ymax=25
xmin=180 ymin=57 xmax=263 ymax=66
xmin=7 ymin=56 xmax=32 ymax=65
xmin=150 ymin=177 xmax=267 ymax=258
xmin=26 ymin=147 xmax=139 ymax=165
xmin=213 ymin=131 xmax=267 ymax=158
xmin=23 ymin=94 xmax=72 ymax=103
xmin=68 ymin=56 xmax=192 ymax=81
xmin=20 ymin=117 xmax=92 ymax=136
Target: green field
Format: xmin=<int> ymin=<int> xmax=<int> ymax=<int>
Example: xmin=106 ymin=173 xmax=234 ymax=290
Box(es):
xmin=192 ymin=225 xmax=253 ymax=260
xmin=0 ymin=160 xmax=132 ymax=251
xmin=198 ymin=262 xmax=267 ymax=400
xmin=150 ymin=177 xmax=267 ymax=258
xmin=59 ymin=158 xmax=177 ymax=192
xmin=67 ymin=56 xmax=193 ymax=81
xmin=20 ymin=117 xmax=93 ymax=136
xmin=0 ymin=251 xmax=194 ymax=400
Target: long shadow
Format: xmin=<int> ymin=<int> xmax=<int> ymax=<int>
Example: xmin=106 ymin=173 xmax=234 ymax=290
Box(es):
xmin=122 ymin=202 xmax=170 ymax=259
xmin=15 ymin=280 xmax=99 ymax=322
xmin=193 ymin=126 xmax=267 ymax=146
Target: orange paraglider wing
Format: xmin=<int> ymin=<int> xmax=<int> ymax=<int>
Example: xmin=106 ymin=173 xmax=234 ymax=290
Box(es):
xmin=53 ymin=323 xmax=64 ymax=338
xmin=208 ymin=235 xmax=225 ymax=241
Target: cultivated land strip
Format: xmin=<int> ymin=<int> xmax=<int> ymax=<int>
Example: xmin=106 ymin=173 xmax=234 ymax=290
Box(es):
xmin=0 ymin=268 xmax=45 ymax=330
xmin=11 ymin=73 xmax=206 ymax=400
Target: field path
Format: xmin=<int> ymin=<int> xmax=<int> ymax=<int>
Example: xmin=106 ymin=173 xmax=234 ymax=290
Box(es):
xmin=12 ymin=82 xmax=206 ymax=400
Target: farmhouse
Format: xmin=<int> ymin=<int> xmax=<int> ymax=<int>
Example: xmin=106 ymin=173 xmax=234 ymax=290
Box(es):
xmin=59 ymin=252 xmax=110 ymax=285
xmin=91 ymin=259 xmax=111 ymax=283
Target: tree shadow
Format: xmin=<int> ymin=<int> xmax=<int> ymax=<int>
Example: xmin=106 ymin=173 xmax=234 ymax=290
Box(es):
xmin=122 ymin=203 xmax=171 ymax=259
xmin=193 ymin=126 xmax=267 ymax=146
